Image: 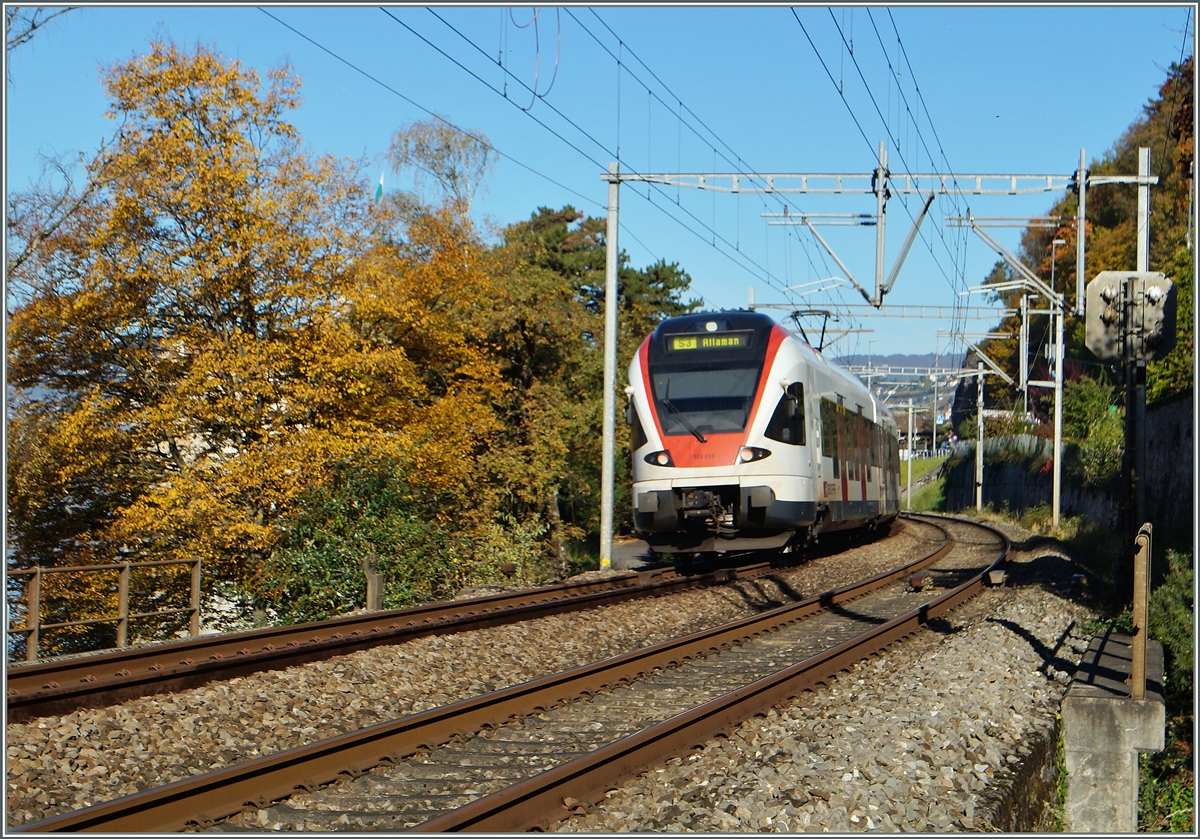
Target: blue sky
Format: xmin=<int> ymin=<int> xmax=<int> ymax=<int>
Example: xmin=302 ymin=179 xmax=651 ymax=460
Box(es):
xmin=5 ymin=4 xmax=1194 ymax=362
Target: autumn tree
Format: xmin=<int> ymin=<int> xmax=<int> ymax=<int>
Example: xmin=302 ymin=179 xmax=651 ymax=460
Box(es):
xmin=967 ymin=56 xmax=1194 ymax=428
xmin=6 ymin=40 xmax=503 ymax=642
xmin=387 ymin=115 xmax=496 ymax=214
xmin=485 ymin=206 xmax=699 ymax=550
xmin=8 ymin=41 xmax=706 ymax=641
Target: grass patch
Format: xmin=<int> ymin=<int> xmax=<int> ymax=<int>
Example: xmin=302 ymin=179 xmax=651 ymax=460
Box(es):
xmin=564 ymin=537 xmax=601 ymax=576
xmin=899 ymin=455 xmax=947 ymax=489
xmin=898 ymin=456 xmax=948 ymax=512
xmin=907 ymin=474 xmax=946 ymax=512
xmin=1044 ymin=715 xmax=1067 ymax=832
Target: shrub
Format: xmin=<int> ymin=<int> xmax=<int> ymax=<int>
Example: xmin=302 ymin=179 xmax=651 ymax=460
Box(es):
xmin=256 ymin=455 xmax=468 ymax=624
xmin=1077 ymin=411 xmax=1124 ymax=487
xmin=1150 ymin=550 xmax=1194 ymax=693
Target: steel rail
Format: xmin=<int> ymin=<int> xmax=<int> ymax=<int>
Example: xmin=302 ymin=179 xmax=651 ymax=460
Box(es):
xmin=7 ymin=565 xmax=724 ymax=721
xmin=14 ymin=519 xmax=959 ymax=833
xmin=418 ymin=516 xmax=1009 ymax=832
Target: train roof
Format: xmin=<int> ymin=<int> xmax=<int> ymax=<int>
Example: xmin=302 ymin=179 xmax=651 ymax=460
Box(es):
xmin=652 ymin=310 xmax=776 ymax=335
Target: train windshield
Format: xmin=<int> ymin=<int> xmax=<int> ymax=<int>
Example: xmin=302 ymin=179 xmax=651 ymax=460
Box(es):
xmin=650 ymin=366 xmax=761 ymax=436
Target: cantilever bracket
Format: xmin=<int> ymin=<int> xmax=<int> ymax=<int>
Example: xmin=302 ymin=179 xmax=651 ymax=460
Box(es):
xmin=799 ymin=219 xmax=874 ymax=306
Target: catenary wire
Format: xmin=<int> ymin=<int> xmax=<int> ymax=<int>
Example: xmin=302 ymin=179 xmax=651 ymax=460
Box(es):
xmin=263 ymin=8 xmax=675 ymax=264
xmin=256 ymin=7 xmax=602 ymax=214
xmin=574 ymin=8 xmax=862 ymax=324
xmin=394 ymin=8 xmax=798 ymax=295
xmin=794 ymin=7 xmax=973 ymax=357
xmin=821 ymin=8 xmax=966 ymax=298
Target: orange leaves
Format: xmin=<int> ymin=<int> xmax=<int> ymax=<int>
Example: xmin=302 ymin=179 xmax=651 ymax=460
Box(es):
xmin=7 ymin=39 xmax=518 ymax=598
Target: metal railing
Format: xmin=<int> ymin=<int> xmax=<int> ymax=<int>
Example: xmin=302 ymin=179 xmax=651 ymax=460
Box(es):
xmin=7 ymin=558 xmax=201 ymax=662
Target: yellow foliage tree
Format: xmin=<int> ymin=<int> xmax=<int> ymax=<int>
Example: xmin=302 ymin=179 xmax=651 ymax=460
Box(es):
xmin=6 ymin=41 xmax=508 ymax=642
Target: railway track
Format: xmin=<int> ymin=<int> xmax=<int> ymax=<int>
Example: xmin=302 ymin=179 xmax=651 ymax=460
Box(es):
xmin=7 ymin=561 xmax=744 ymax=722
xmin=6 ymin=523 xmax=902 ymax=723
xmin=16 ymin=513 xmax=1008 ymax=833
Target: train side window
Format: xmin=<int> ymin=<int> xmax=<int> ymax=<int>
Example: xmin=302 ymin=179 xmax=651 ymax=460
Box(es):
xmin=765 ymin=383 xmax=806 ymax=446
xmin=820 ymin=398 xmax=838 ymax=459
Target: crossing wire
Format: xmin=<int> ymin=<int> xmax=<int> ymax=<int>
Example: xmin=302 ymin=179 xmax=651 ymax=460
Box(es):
xmin=575 ymin=8 xmax=863 ymax=324
xmin=793 ymin=7 xmax=972 ymax=356
xmin=256 ymin=7 xmax=601 ymax=213
xmin=820 ymin=8 xmax=967 ymax=299
xmin=403 ymin=8 xmax=804 ymax=298
xmin=256 ymin=8 xmax=677 ymax=262
xmin=871 ymin=8 xmax=973 ymax=344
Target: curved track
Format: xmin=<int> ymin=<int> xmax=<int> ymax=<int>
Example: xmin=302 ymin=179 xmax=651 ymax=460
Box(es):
xmin=16 ymin=513 xmax=1007 ymax=833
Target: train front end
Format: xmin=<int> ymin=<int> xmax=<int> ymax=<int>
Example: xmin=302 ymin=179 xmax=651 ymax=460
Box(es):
xmin=627 ymin=311 xmax=816 ymax=554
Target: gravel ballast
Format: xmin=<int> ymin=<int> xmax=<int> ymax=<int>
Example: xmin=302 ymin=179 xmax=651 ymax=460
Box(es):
xmin=553 ymin=584 xmax=1089 ymax=832
xmin=6 ymin=517 xmax=1095 ymax=831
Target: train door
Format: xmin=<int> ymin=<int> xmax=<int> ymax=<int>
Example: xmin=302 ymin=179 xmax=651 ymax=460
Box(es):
xmin=837 ymin=399 xmax=849 ymax=505
xmin=818 ymin=396 xmax=839 ymax=503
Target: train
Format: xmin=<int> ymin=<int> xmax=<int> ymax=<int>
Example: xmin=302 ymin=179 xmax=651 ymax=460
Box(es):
xmin=626 ymin=310 xmax=901 ymax=559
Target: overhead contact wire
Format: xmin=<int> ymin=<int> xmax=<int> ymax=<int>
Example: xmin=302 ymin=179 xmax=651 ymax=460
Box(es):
xmin=257 ymin=7 xmax=602 ymax=211
xmin=403 ymin=8 xmax=793 ymax=291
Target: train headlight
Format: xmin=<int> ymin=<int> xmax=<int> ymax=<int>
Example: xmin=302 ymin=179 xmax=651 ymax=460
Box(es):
xmin=644 ymin=450 xmax=674 ymax=467
xmin=738 ymin=446 xmax=772 ymax=463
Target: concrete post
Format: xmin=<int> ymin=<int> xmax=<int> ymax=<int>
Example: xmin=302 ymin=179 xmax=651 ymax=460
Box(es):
xmin=873 ymin=142 xmax=888 ymax=305
xmin=906 ymin=401 xmax=913 ymax=511
xmin=1052 ymin=299 xmax=1064 ymax=527
xmin=600 ymin=162 xmax=621 ymax=570
xmin=931 ymin=374 xmax=939 ymax=454
xmin=1062 ymin=632 xmax=1165 ymax=832
xmin=975 ymin=363 xmax=984 ymax=510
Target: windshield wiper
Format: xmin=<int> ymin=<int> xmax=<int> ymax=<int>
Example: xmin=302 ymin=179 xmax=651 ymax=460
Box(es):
xmin=661 ymin=396 xmax=707 ymax=443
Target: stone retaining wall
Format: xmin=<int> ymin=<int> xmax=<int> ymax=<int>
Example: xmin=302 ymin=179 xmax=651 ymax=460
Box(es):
xmin=943 ymin=390 xmax=1193 ymax=545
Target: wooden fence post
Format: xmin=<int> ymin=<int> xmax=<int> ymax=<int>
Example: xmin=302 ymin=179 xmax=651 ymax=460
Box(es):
xmin=117 ymin=561 xmax=130 ymax=648
xmin=364 ymin=554 xmax=383 ymax=612
xmin=25 ymin=567 xmax=41 ymax=662
xmin=190 ymin=558 xmax=202 ymax=636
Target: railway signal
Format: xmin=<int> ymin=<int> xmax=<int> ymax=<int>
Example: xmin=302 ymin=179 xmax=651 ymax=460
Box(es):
xmin=1083 ymin=269 xmax=1177 ymax=587
xmin=1084 ymin=271 xmax=1177 ymax=363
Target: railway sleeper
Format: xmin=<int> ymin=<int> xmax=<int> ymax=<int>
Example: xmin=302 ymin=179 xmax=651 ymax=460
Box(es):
xmin=45 ymin=518 xmax=1006 ymax=834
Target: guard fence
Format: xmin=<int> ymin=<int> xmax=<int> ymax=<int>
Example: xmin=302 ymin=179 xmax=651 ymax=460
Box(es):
xmin=6 ymin=558 xmax=201 ymax=662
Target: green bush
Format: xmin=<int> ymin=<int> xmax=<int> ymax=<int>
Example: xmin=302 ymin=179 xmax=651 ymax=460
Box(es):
xmin=257 ymin=455 xmax=469 ymax=624
xmin=1150 ymin=550 xmax=1194 ymax=693
xmin=1060 ymin=375 xmax=1123 ymax=487
xmin=467 ymin=514 xmax=551 ymax=588
xmin=1077 ymin=411 xmax=1123 ymax=487
xmin=1140 ymin=550 xmax=1192 ymax=833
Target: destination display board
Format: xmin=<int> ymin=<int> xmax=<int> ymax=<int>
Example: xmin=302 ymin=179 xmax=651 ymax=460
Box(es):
xmin=665 ymin=330 xmax=752 ymax=352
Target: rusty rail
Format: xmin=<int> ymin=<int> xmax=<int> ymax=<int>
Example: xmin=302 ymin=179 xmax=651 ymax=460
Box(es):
xmin=421 ymin=515 xmax=1007 ymax=832
xmin=7 ymin=562 xmax=793 ymax=722
xmin=14 ymin=516 xmax=980 ymax=833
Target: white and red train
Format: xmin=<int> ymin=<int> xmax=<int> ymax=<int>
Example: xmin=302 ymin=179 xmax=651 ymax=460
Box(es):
xmin=627 ymin=310 xmax=901 ymax=556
